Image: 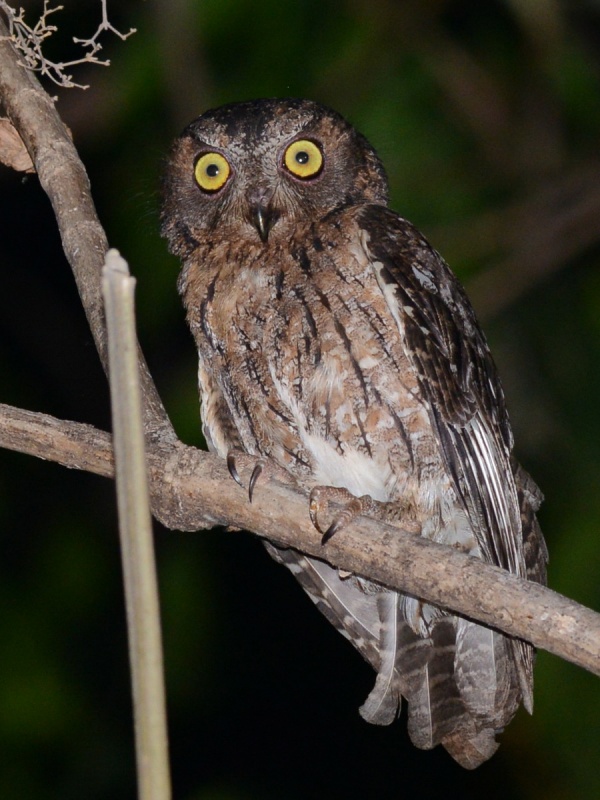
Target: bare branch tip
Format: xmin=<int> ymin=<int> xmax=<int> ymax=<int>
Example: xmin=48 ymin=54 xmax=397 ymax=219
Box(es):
xmin=103 ymin=248 xmax=130 ymax=277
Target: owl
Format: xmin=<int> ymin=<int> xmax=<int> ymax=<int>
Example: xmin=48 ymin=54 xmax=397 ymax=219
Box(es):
xmin=161 ymin=98 xmax=548 ymax=768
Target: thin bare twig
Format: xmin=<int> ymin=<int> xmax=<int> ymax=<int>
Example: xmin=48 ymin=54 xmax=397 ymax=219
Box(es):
xmin=0 ymin=0 xmax=136 ymax=88
xmin=103 ymin=251 xmax=171 ymax=800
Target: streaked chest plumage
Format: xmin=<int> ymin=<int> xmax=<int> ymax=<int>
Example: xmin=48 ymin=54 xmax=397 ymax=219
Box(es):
xmin=181 ymin=212 xmax=443 ymax=511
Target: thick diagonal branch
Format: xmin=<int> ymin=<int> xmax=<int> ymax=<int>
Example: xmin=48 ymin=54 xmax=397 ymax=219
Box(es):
xmin=0 ymin=16 xmax=174 ymax=443
xmin=1 ymin=402 xmax=599 ymax=681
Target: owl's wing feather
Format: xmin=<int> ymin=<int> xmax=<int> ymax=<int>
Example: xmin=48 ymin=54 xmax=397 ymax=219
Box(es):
xmin=359 ymin=204 xmax=524 ymax=578
xmin=354 ymin=204 xmax=547 ymax=753
xmin=358 ymin=591 xmax=401 ymax=724
xmin=197 ymin=358 xmax=244 ymax=454
xmin=263 ymin=542 xmax=382 ymax=666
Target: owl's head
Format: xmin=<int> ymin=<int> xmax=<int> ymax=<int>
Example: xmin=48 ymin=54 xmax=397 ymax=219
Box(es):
xmin=161 ymin=98 xmax=389 ymax=257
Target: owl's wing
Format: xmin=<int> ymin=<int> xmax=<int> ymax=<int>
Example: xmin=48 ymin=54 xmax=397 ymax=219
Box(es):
xmin=354 ymin=204 xmax=549 ymax=737
xmin=358 ymin=204 xmax=525 ymax=579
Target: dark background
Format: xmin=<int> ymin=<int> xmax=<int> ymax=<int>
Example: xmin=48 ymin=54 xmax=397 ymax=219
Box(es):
xmin=2 ymin=1 xmax=600 ymax=797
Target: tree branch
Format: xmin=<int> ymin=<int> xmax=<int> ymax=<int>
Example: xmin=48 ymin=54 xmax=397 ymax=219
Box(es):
xmin=0 ymin=16 xmax=174 ymax=443
xmin=1 ymin=401 xmax=599 ymax=680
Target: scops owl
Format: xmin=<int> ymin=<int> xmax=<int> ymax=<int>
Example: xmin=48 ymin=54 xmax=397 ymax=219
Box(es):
xmin=161 ymin=98 xmax=548 ymax=768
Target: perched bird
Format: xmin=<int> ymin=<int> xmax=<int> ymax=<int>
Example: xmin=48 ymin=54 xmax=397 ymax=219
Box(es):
xmin=161 ymin=98 xmax=547 ymax=768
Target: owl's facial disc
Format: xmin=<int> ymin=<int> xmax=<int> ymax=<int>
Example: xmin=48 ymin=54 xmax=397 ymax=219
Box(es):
xmin=161 ymin=99 xmax=392 ymax=259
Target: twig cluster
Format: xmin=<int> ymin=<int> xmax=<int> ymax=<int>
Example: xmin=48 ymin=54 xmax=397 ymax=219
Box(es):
xmin=0 ymin=0 xmax=135 ymax=88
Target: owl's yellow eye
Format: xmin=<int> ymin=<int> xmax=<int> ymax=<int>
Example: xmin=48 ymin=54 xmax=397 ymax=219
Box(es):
xmin=194 ymin=152 xmax=231 ymax=192
xmin=284 ymin=139 xmax=323 ymax=179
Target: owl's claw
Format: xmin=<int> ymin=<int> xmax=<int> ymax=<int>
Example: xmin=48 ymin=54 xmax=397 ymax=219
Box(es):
xmin=227 ymin=452 xmax=244 ymax=488
xmin=321 ymin=511 xmax=356 ymax=544
xmin=248 ymin=460 xmax=265 ymax=502
xmin=309 ymin=486 xmax=364 ymax=545
xmin=226 ymin=451 xmax=267 ymax=502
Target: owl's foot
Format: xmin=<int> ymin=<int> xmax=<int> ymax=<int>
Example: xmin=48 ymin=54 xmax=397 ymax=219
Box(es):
xmin=226 ymin=450 xmax=267 ymax=502
xmin=226 ymin=451 xmax=292 ymax=502
xmin=309 ymin=487 xmax=380 ymax=545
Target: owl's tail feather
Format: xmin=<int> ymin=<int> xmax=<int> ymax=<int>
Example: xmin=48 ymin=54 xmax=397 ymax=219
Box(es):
xmin=359 ymin=592 xmax=401 ymax=724
xmin=403 ymin=618 xmax=470 ymax=750
xmin=455 ymin=619 xmax=521 ymax=724
xmin=399 ymin=616 xmax=523 ymax=768
xmin=361 ymin=597 xmax=523 ymax=769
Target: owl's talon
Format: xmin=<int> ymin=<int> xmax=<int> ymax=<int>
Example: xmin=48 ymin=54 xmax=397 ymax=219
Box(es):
xmin=321 ymin=498 xmax=363 ymax=544
xmin=321 ymin=520 xmax=341 ymax=545
xmin=227 ymin=451 xmax=270 ymax=501
xmin=309 ymin=486 xmax=363 ymax=544
xmin=227 ymin=452 xmax=244 ymax=488
xmin=248 ymin=460 xmax=265 ymax=502
xmin=308 ymin=490 xmax=323 ymax=532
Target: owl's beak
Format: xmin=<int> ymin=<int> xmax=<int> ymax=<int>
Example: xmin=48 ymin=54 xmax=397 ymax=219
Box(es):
xmin=249 ymin=204 xmax=279 ymax=243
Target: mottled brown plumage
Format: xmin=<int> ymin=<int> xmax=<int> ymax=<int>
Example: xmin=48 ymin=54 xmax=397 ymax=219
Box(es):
xmin=161 ymin=98 xmax=548 ymax=768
